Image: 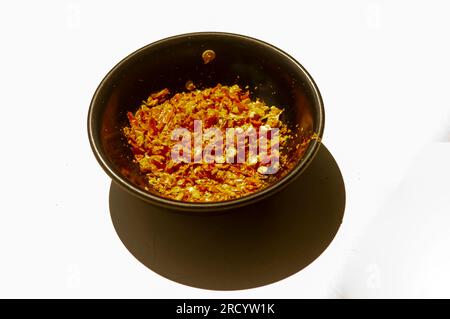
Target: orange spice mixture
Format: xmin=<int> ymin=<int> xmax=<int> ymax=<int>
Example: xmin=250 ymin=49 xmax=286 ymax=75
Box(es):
xmin=123 ymin=84 xmax=292 ymax=202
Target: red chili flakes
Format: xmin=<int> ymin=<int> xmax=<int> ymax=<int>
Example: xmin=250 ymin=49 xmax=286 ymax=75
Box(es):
xmin=123 ymin=84 xmax=294 ymax=202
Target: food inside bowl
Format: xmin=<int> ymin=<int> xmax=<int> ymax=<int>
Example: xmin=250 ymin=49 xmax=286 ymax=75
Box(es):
xmin=123 ymin=83 xmax=309 ymax=202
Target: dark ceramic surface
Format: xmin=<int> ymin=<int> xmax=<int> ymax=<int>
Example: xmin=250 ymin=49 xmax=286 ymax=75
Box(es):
xmin=88 ymin=32 xmax=324 ymax=211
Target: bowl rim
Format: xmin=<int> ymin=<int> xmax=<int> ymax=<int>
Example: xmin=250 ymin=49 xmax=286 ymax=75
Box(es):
xmin=87 ymin=31 xmax=324 ymax=211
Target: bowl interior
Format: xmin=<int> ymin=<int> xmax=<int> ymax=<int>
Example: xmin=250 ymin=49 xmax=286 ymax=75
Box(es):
xmin=89 ymin=33 xmax=323 ymax=207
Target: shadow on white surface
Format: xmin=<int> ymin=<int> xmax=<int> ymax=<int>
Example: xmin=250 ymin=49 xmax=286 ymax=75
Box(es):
xmin=109 ymin=144 xmax=345 ymax=290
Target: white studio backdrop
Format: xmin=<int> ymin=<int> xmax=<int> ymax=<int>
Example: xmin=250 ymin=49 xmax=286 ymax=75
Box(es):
xmin=0 ymin=0 xmax=449 ymax=298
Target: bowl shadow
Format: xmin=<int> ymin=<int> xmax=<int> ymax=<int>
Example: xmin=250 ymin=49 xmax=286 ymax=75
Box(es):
xmin=109 ymin=144 xmax=345 ymax=290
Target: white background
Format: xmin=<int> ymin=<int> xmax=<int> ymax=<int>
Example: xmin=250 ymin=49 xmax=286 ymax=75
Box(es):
xmin=0 ymin=0 xmax=449 ymax=298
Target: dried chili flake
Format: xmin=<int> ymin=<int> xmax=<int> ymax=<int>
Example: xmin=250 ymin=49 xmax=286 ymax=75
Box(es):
xmin=123 ymin=84 xmax=296 ymax=202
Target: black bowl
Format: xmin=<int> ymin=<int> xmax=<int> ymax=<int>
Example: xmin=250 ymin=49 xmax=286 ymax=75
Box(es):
xmin=88 ymin=32 xmax=324 ymax=212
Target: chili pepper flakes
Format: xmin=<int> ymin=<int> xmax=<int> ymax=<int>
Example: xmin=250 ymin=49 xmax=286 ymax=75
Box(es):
xmin=123 ymin=83 xmax=297 ymax=202
xmin=202 ymin=49 xmax=216 ymax=64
